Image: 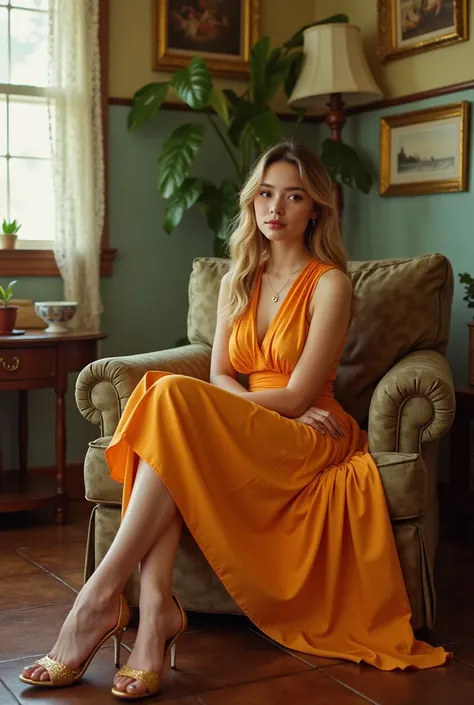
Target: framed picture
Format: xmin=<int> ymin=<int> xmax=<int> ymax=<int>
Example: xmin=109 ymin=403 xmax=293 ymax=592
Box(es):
xmin=378 ymin=0 xmax=467 ymax=62
xmin=380 ymin=102 xmax=469 ymax=196
xmin=153 ymin=0 xmax=261 ymax=79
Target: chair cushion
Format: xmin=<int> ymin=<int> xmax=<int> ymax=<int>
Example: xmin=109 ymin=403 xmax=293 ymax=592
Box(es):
xmin=85 ymin=440 xmax=426 ymax=521
xmin=84 ymin=437 xmax=122 ymax=505
xmin=336 ymin=254 xmax=453 ymax=424
xmin=187 ymin=254 xmax=453 ymax=424
xmin=187 ymin=257 xmax=229 ymax=347
xmin=371 ymin=452 xmax=426 ymax=520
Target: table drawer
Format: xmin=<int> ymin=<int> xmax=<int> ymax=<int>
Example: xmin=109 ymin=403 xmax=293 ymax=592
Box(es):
xmin=0 ymin=347 xmax=56 ymax=380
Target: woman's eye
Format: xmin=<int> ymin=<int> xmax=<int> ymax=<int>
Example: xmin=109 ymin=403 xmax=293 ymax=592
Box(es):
xmin=289 ymin=194 xmax=302 ymax=201
xmin=259 ymin=191 xmax=271 ymax=198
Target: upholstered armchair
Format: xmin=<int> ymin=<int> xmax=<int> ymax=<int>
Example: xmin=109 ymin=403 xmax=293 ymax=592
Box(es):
xmin=76 ymin=253 xmax=455 ymax=630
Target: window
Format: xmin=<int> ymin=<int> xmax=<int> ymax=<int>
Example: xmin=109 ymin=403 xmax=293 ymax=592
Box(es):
xmin=0 ymin=0 xmax=53 ymax=251
xmin=0 ymin=0 xmax=114 ymax=277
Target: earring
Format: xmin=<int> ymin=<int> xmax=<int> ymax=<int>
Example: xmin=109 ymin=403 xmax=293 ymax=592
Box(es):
xmin=311 ymin=218 xmax=316 ymax=228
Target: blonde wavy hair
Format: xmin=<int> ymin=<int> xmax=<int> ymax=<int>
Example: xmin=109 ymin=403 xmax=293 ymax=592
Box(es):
xmin=225 ymin=140 xmax=349 ymax=324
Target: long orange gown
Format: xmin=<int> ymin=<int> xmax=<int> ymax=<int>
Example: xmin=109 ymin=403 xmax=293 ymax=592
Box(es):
xmin=106 ymin=259 xmax=451 ymax=671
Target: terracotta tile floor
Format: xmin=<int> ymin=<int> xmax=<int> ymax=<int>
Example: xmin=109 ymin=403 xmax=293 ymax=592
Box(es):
xmin=1 ymin=502 xmax=474 ymax=704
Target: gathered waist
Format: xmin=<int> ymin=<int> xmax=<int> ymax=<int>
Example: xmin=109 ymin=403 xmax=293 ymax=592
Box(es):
xmin=249 ymin=371 xmax=289 ymax=391
xmin=248 ymin=371 xmax=334 ymax=398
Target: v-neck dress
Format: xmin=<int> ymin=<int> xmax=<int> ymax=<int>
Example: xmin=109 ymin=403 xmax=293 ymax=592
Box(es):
xmin=105 ymin=258 xmax=450 ymax=671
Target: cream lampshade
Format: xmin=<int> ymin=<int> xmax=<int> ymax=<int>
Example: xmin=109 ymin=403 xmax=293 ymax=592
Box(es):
xmin=289 ymin=23 xmax=383 ymax=213
xmin=289 ymin=23 xmax=383 ymax=109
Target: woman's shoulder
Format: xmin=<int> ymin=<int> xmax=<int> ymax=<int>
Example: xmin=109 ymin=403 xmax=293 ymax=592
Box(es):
xmin=313 ymin=265 xmax=352 ymax=300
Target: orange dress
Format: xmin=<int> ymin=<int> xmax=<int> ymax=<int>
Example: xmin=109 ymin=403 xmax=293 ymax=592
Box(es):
xmin=106 ymin=259 xmax=450 ymax=671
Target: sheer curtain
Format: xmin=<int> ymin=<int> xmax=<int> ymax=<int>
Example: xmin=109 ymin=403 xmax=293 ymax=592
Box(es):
xmin=47 ymin=0 xmax=105 ymax=332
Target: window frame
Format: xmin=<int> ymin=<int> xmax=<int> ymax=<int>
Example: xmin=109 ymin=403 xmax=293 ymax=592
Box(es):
xmin=0 ymin=0 xmax=116 ymax=277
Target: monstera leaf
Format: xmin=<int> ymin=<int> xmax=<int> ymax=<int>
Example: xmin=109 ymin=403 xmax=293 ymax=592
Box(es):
xmin=171 ymin=56 xmax=212 ymax=110
xmin=158 ymin=124 xmax=205 ymax=198
xmin=228 ymin=100 xmax=281 ymax=152
xmin=208 ymin=87 xmax=230 ymax=124
xmin=199 ymin=179 xmax=238 ymax=243
xmin=228 ymin=99 xmax=263 ymax=148
xmin=320 ymin=139 xmax=372 ymax=194
xmin=249 ymin=110 xmax=282 ymax=150
xmin=163 ymin=178 xmax=204 ymax=233
xmin=127 ymin=82 xmax=170 ymax=130
xmin=250 ymin=38 xmax=292 ymax=108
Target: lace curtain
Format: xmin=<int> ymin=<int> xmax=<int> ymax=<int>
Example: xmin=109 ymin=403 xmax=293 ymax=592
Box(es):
xmin=47 ymin=0 xmax=105 ymax=332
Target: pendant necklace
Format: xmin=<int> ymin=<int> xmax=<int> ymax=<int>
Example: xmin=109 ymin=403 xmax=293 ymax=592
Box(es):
xmin=266 ymin=264 xmax=306 ymax=303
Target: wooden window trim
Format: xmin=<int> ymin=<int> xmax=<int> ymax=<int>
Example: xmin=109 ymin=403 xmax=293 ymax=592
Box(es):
xmin=0 ymin=0 xmax=116 ymax=278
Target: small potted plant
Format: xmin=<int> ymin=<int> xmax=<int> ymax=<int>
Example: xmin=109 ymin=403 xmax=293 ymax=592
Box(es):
xmin=0 ymin=280 xmax=18 ymax=334
xmin=0 ymin=219 xmax=21 ymax=250
xmin=459 ymin=272 xmax=474 ymax=384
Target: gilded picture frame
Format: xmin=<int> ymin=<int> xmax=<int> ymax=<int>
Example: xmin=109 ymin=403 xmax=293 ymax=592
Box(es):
xmin=380 ymin=102 xmax=469 ymax=196
xmin=378 ymin=0 xmax=467 ymax=62
xmin=154 ymin=0 xmax=261 ymax=79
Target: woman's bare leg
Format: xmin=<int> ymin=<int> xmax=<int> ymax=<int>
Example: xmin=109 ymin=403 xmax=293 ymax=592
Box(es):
xmin=113 ymin=512 xmax=183 ymax=695
xmin=23 ymin=459 xmax=179 ymax=682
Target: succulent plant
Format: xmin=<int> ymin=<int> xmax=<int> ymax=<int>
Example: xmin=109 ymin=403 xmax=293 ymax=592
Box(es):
xmin=2 ymin=219 xmax=21 ymax=235
xmin=0 ymin=280 xmax=17 ymax=308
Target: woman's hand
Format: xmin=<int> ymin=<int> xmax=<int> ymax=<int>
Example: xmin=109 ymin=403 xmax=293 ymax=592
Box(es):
xmin=295 ymin=406 xmax=345 ymax=439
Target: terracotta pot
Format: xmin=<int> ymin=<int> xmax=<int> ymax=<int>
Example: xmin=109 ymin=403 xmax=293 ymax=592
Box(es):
xmin=0 ymin=234 xmax=17 ymax=250
xmin=469 ymin=322 xmax=474 ymax=386
xmin=0 ymin=305 xmax=18 ymax=335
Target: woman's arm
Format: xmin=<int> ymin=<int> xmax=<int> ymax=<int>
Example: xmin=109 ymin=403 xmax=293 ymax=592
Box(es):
xmin=210 ymin=272 xmax=248 ymax=395
xmin=239 ymin=269 xmax=352 ymax=417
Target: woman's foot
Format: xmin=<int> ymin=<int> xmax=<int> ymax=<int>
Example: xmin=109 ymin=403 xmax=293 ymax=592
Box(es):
xmin=113 ymin=593 xmax=184 ymax=697
xmin=21 ymin=585 xmax=122 ymax=683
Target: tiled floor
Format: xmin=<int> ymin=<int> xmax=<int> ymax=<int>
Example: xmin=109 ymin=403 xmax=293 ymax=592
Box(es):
xmin=1 ymin=503 xmax=474 ymax=704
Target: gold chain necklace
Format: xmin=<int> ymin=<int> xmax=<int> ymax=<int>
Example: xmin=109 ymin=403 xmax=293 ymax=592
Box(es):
xmin=265 ymin=264 xmax=306 ymax=303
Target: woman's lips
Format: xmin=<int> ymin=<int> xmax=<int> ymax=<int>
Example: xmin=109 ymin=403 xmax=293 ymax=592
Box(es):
xmin=266 ymin=222 xmax=285 ymax=230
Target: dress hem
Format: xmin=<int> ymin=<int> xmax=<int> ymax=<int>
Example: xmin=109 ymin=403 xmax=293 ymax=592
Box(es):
xmin=106 ymin=431 xmax=452 ymax=673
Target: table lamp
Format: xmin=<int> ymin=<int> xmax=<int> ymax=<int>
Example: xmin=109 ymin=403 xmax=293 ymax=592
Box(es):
xmin=289 ymin=23 xmax=383 ymax=211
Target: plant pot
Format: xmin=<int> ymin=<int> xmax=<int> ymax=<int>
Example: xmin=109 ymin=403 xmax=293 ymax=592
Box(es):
xmin=0 ymin=305 xmax=19 ymax=335
xmin=469 ymin=322 xmax=474 ymax=385
xmin=0 ymin=234 xmax=17 ymax=250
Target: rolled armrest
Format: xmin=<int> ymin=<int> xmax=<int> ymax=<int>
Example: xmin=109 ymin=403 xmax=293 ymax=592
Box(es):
xmin=368 ymin=350 xmax=455 ymax=454
xmin=75 ymin=343 xmax=212 ymax=436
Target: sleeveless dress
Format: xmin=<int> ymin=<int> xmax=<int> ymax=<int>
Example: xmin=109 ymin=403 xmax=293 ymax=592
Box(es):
xmin=106 ymin=259 xmax=450 ymax=671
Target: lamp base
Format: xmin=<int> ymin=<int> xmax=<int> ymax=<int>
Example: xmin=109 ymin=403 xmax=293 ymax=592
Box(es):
xmin=326 ymin=92 xmax=346 ymax=216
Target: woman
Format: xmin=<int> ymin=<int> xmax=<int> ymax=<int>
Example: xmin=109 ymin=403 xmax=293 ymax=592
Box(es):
xmin=20 ymin=141 xmax=450 ymax=700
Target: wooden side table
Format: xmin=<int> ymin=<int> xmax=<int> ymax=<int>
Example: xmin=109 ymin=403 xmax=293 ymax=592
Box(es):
xmin=0 ymin=329 xmax=104 ymax=524
xmin=449 ymin=386 xmax=474 ymax=534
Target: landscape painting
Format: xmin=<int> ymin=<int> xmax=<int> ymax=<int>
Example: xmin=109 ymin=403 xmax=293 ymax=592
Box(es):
xmin=379 ymin=102 xmax=468 ymax=196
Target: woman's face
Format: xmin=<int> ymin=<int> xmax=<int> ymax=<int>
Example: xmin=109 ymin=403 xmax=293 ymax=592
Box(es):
xmin=253 ymin=160 xmax=318 ymax=244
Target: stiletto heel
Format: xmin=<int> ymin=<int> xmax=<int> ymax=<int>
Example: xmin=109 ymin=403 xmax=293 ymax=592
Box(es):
xmin=19 ymin=595 xmax=130 ymax=689
xmin=111 ymin=594 xmax=187 ymax=700
xmin=170 ymin=642 xmax=177 ymax=669
xmin=113 ymin=627 xmax=126 ymax=668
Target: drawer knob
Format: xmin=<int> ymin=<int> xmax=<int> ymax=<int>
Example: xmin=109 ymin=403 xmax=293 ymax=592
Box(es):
xmin=0 ymin=356 xmax=20 ymax=372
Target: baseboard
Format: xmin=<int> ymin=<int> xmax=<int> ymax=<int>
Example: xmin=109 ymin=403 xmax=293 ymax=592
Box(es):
xmin=30 ymin=463 xmax=85 ymax=500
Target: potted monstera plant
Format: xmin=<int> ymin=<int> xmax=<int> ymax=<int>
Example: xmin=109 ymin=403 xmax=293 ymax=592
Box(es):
xmin=128 ymin=14 xmax=371 ymax=256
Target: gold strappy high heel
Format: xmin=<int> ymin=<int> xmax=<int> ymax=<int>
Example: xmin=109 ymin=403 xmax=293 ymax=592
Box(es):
xmin=19 ymin=594 xmax=130 ymax=688
xmin=111 ymin=594 xmax=187 ymax=701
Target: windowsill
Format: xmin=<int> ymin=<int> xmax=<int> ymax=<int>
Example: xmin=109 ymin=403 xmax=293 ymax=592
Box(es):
xmin=0 ymin=248 xmax=117 ymax=277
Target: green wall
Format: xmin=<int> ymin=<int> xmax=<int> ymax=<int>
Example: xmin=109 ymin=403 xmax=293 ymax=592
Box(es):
xmin=342 ymin=89 xmax=474 ymax=386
